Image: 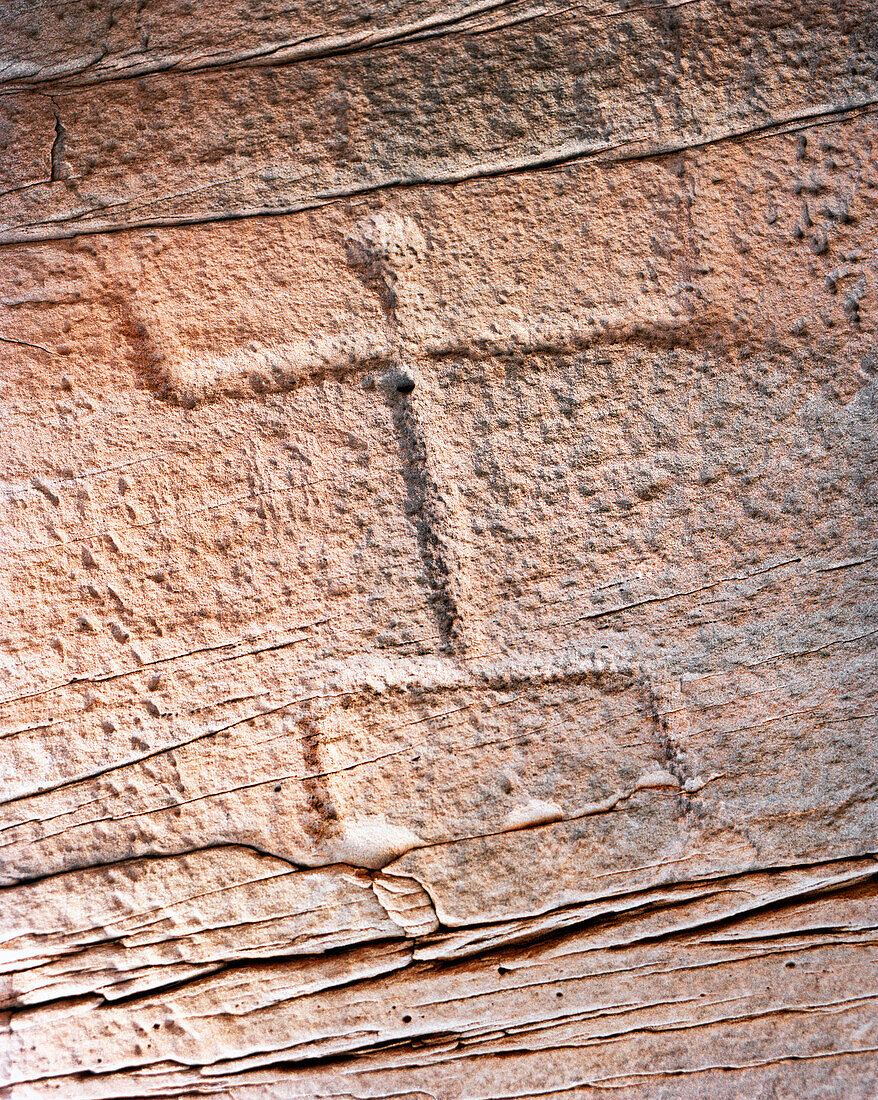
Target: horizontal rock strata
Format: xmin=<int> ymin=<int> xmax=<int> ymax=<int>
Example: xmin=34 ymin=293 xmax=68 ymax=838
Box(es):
xmin=0 ymin=0 xmax=876 ymax=1096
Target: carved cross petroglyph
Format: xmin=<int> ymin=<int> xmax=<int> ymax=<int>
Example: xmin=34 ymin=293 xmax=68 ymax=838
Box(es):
xmin=147 ymin=211 xmax=689 ymax=656
xmin=152 ymin=212 xmax=483 ymax=655
xmin=0 ymin=215 xmax=682 ymax=888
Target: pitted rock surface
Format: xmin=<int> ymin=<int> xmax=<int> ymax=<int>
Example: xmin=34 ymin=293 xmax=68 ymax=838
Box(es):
xmin=0 ymin=2 xmax=876 ymax=1097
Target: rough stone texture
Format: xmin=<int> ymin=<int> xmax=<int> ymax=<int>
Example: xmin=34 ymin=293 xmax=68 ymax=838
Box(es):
xmin=1 ymin=2 xmax=877 ymax=1097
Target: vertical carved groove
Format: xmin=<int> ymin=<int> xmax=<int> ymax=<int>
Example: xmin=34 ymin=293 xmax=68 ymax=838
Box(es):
xmin=391 ymin=386 xmax=471 ymax=654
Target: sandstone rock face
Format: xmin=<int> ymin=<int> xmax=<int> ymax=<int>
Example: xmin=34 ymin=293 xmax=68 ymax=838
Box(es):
xmin=1 ymin=2 xmax=877 ymax=1097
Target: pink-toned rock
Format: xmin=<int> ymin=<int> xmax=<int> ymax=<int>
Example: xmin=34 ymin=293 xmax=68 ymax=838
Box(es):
xmin=0 ymin=1 xmax=876 ymax=1096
